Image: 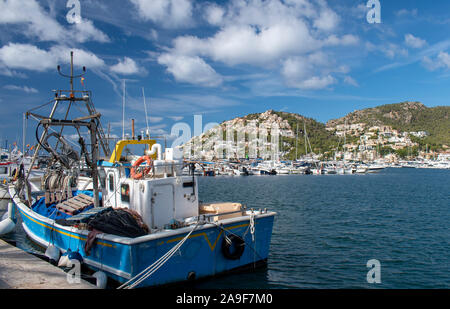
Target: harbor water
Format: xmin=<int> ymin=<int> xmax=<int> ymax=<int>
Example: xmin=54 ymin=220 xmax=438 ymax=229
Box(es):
xmin=1 ymin=168 xmax=449 ymax=289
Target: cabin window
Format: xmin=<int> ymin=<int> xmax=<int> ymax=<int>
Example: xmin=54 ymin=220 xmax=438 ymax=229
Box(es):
xmin=0 ymin=167 xmax=7 ymax=175
xmin=109 ymin=174 xmax=114 ymax=192
xmin=121 ymin=183 xmax=130 ymax=203
xmin=98 ymin=169 xmax=106 ymax=188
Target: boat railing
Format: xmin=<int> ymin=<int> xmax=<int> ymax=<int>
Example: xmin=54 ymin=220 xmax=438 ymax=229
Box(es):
xmin=105 ymin=161 xmax=187 ymax=179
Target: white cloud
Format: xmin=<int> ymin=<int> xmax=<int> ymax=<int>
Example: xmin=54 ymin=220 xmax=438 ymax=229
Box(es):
xmin=297 ymin=75 xmax=335 ymax=90
xmin=0 ymin=0 xmax=109 ymax=43
xmin=158 ymin=0 xmax=358 ymax=90
xmin=170 ymin=20 xmax=320 ymax=67
xmin=0 ymin=0 xmax=63 ymax=41
xmin=422 ymin=51 xmax=450 ymax=71
xmin=0 ymin=65 xmax=27 ymax=78
xmin=3 ymin=85 xmax=38 ymax=93
xmin=149 ymin=116 xmax=163 ymax=123
xmin=281 ymin=52 xmax=343 ymax=90
xmin=168 ymin=116 xmax=184 ymax=121
xmin=204 ymin=3 xmax=225 ymax=26
xmin=129 ymin=0 xmax=193 ymax=29
xmin=343 ymin=76 xmax=359 ymax=87
xmin=72 ymin=18 xmax=110 ymax=43
xmin=404 ymin=34 xmax=427 ymax=49
xmin=0 ymin=43 xmax=105 ymax=72
xmin=0 ymin=43 xmax=55 ymax=71
xmin=325 ymin=34 xmax=359 ymax=46
xmin=157 ymin=54 xmax=223 ymax=87
xmin=396 ymin=8 xmax=418 ymax=18
xmin=313 ymin=7 xmax=340 ymax=32
xmin=110 ymin=57 xmax=144 ymax=75
xmin=366 ymin=42 xmax=408 ymax=59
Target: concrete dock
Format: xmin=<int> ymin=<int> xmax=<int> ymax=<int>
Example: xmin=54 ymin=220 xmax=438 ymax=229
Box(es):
xmin=0 ymin=239 xmax=95 ymax=289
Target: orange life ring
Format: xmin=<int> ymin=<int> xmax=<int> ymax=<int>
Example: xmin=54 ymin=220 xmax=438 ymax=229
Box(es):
xmin=130 ymin=156 xmax=153 ymax=179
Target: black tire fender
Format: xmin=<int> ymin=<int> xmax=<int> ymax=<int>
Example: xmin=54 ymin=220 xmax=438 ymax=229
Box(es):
xmin=221 ymin=234 xmax=245 ymax=260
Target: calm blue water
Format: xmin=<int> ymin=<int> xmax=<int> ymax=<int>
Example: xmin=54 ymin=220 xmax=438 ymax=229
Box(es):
xmin=1 ymin=168 xmax=449 ymax=288
xmin=194 ymin=168 xmax=450 ymax=289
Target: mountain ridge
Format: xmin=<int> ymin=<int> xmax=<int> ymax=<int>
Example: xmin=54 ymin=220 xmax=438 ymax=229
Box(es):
xmin=183 ymin=101 xmax=449 ymax=160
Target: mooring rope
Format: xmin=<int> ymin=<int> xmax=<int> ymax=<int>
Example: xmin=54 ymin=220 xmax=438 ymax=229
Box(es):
xmin=117 ymin=221 xmax=200 ymax=289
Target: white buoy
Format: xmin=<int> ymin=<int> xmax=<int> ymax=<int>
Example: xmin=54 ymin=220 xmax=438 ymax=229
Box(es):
xmin=0 ymin=202 xmax=16 ymax=235
xmin=93 ymin=271 xmax=107 ymax=289
xmin=45 ymin=244 xmax=60 ymax=262
xmin=58 ymin=253 xmax=70 ymax=267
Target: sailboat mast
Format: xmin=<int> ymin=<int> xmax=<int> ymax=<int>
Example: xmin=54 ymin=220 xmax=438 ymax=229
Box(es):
xmin=295 ymin=123 xmax=298 ymax=161
xmin=122 ymin=80 xmax=126 ymax=140
xmin=304 ymin=122 xmax=307 ymax=157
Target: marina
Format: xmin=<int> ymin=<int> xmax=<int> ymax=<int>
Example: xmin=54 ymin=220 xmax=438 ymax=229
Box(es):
xmin=2 ymin=167 xmax=449 ymax=289
xmin=0 ymin=52 xmax=448 ymax=290
xmin=179 ymin=158 xmax=449 ymax=177
xmin=1 ymin=1 xmax=449 ymax=293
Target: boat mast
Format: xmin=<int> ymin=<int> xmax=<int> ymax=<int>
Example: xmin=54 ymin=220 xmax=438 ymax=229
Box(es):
xmin=295 ymin=123 xmax=298 ymax=161
xmin=122 ymin=80 xmax=126 ymax=140
xmin=304 ymin=122 xmax=307 ymax=158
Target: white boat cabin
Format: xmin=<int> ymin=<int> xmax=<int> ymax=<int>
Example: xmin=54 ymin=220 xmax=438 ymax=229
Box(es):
xmin=99 ymin=139 xmax=199 ymax=231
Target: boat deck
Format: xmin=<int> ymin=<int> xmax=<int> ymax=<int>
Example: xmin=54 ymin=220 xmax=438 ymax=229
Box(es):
xmin=0 ymin=239 xmax=95 ymax=289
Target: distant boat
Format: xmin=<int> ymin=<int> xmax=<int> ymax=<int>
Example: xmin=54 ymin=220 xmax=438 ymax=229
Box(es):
xmin=260 ymin=169 xmax=277 ymax=175
xmin=355 ymin=166 xmax=368 ymax=174
xmin=367 ymin=164 xmax=386 ymax=172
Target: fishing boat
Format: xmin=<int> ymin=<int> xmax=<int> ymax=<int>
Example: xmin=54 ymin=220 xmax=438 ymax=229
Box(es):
xmin=3 ymin=52 xmax=276 ymax=289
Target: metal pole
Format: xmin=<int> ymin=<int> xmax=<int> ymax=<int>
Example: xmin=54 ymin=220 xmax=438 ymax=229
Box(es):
xmin=122 ymin=80 xmax=125 ymax=140
xmin=70 ymin=51 xmax=74 ymax=95
xmin=22 ymin=113 xmax=26 ymax=156
xmin=142 ymin=87 xmax=149 ymax=136
xmin=90 ymin=120 xmax=100 ymax=208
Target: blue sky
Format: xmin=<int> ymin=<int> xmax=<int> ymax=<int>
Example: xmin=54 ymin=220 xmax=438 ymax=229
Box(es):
xmin=1 ymin=0 xmax=450 ymax=148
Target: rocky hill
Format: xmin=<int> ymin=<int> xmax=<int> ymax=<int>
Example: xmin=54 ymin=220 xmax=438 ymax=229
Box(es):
xmin=326 ymin=101 xmax=450 ymax=151
xmin=183 ymin=110 xmax=339 ymax=160
xmin=182 ymin=102 xmax=449 ymax=160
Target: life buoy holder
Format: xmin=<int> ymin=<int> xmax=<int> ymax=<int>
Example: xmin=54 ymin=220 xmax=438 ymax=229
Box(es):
xmin=221 ymin=234 xmax=245 ymax=260
xmin=130 ymin=156 xmax=153 ymax=180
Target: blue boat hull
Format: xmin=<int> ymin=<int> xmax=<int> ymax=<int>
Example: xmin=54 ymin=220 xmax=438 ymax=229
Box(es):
xmin=14 ymin=198 xmax=275 ymax=288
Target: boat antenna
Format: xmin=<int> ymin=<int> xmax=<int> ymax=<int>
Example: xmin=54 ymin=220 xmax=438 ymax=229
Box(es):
xmin=142 ymin=87 xmax=150 ymax=138
xmin=57 ymin=51 xmax=86 ymax=98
